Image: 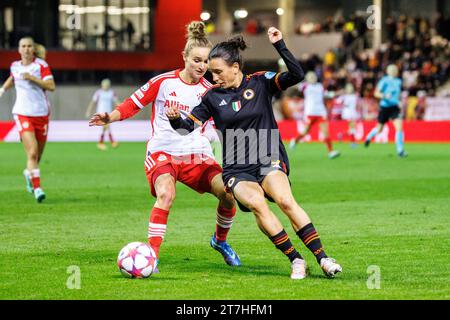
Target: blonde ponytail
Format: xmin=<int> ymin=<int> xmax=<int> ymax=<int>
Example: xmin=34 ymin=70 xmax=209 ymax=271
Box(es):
xmin=34 ymin=43 xmax=47 ymax=60
xmin=184 ymin=21 xmax=212 ymax=55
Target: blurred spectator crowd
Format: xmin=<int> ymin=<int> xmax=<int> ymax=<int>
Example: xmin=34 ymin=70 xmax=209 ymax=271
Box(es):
xmin=276 ymin=13 xmax=450 ymax=122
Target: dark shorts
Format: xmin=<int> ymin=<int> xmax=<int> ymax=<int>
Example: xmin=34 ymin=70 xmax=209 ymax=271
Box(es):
xmin=223 ymin=160 xmax=289 ymax=212
xmin=378 ymin=106 xmax=401 ymax=124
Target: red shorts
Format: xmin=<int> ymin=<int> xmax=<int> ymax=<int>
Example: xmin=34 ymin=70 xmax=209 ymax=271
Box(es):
xmin=144 ymin=151 xmax=223 ymax=197
xmin=305 ymin=115 xmax=327 ymax=126
xmin=14 ymin=115 xmax=49 ymax=142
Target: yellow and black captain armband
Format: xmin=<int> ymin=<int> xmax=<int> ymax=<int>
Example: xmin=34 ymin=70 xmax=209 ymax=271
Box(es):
xmin=274 ymin=73 xmax=282 ymax=91
xmin=188 ymin=114 xmax=203 ymax=126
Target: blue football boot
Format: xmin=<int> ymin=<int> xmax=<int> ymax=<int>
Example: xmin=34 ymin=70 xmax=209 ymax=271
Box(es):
xmin=210 ymin=233 xmax=241 ymax=266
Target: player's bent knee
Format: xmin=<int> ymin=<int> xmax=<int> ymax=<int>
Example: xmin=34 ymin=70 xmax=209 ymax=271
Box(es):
xmin=246 ymin=197 xmax=269 ymax=215
xmin=156 ymin=188 xmax=176 ymax=209
xmin=276 ymin=195 xmax=296 ymax=213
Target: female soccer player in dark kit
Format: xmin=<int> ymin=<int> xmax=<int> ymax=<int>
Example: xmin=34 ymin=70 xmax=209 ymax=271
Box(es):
xmin=167 ymin=27 xmax=342 ymax=279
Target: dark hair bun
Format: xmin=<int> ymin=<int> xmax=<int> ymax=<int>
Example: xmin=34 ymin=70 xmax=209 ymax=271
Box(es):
xmin=227 ymin=35 xmax=247 ymax=51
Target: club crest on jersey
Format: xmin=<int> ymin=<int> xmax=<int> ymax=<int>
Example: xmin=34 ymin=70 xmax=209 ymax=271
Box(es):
xmin=243 ymin=89 xmax=255 ymax=100
xmin=271 ymin=160 xmax=281 ymax=169
xmin=265 ymin=72 xmax=276 ymax=79
xmin=232 ymin=101 xmax=242 ymax=112
xmin=157 ymin=154 xmax=168 ymax=162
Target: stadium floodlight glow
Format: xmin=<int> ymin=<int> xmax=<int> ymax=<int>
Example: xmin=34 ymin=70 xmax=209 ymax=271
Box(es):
xmin=108 ymin=6 xmax=122 ymax=15
xmin=76 ymin=6 xmax=106 ymax=14
xmin=59 ymin=5 xmax=149 ymax=15
xmin=200 ymin=11 xmax=211 ymax=21
xmin=276 ymin=8 xmax=284 ymax=16
xmin=234 ymin=9 xmax=248 ymax=19
xmin=59 ymin=4 xmax=78 ymax=14
xmin=122 ymin=7 xmax=150 ymax=14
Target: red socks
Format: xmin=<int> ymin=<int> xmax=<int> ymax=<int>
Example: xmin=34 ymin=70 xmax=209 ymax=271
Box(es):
xmin=30 ymin=169 xmax=41 ymax=189
xmin=148 ymin=207 xmax=169 ymax=258
xmin=215 ymin=206 xmax=236 ymax=242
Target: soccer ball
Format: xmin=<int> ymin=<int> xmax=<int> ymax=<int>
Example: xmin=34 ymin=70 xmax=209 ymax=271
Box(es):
xmin=117 ymin=242 xmax=157 ymax=278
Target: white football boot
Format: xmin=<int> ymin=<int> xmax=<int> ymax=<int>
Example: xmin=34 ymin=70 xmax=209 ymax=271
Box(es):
xmin=291 ymin=258 xmax=308 ymax=280
xmin=328 ymin=150 xmax=341 ymax=159
xmin=34 ymin=187 xmax=46 ymax=203
xmin=320 ymin=257 xmax=342 ymax=278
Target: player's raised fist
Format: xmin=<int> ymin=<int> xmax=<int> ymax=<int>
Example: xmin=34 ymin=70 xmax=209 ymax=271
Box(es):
xmin=268 ymin=27 xmax=283 ymax=44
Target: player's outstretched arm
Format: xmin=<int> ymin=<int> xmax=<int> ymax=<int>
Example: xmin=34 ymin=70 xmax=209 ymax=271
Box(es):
xmin=89 ymin=110 xmax=121 ymax=126
xmin=166 ymin=101 xmax=211 ymax=136
xmin=268 ymin=27 xmax=305 ymax=91
xmin=0 ymin=76 xmax=14 ymax=98
xmin=166 ymin=105 xmax=196 ymax=135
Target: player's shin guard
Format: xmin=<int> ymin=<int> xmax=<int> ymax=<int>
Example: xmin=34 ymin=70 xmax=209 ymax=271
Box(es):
xmin=30 ymin=169 xmax=41 ymax=190
xmin=148 ymin=207 xmax=169 ymax=258
xmin=396 ymin=131 xmax=405 ymax=154
xmin=215 ymin=206 xmax=236 ymax=242
xmin=270 ymin=230 xmax=303 ymax=262
xmin=297 ymin=223 xmax=327 ymax=263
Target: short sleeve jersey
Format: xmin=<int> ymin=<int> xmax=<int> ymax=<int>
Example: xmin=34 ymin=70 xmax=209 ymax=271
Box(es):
xmin=129 ymin=69 xmax=214 ymax=157
xmin=10 ymin=58 xmax=53 ymax=116
xmin=377 ymin=76 xmax=402 ymax=107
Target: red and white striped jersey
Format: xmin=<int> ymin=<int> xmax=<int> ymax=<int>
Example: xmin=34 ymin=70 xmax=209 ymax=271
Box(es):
xmin=130 ymin=69 xmax=215 ymax=157
xmin=10 ymin=58 xmax=53 ymax=117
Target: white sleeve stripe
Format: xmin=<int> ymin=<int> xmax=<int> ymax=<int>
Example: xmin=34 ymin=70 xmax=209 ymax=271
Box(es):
xmin=131 ymin=95 xmax=145 ymax=109
xmin=151 ymin=71 xmax=176 ymax=83
xmin=43 ymin=75 xmax=53 ymax=81
xmin=203 ymin=78 xmax=212 ymax=86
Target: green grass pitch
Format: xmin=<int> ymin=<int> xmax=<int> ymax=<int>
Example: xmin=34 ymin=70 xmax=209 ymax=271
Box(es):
xmin=0 ymin=142 xmax=449 ymax=300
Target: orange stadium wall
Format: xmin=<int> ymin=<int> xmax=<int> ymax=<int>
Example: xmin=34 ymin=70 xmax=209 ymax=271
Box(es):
xmin=0 ymin=0 xmax=202 ymax=71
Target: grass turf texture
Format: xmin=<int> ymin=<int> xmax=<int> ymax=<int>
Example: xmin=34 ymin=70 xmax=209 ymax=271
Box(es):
xmin=0 ymin=142 xmax=449 ymax=300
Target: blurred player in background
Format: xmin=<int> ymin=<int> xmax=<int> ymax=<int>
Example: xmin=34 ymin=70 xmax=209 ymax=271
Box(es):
xmin=89 ymin=21 xmax=240 ymax=270
xmin=364 ymin=64 xmax=407 ymax=157
xmin=0 ymin=37 xmax=55 ymax=202
xmin=337 ymin=82 xmax=360 ymax=148
xmin=289 ymin=71 xmax=341 ymax=159
xmin=86 ymin=78 xmax=120 ymax=150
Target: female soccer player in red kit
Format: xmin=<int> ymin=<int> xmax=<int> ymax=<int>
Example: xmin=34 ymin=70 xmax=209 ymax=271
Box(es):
xmin=89 ymin=22 xmax=240 ymax=271
xmin=0 ymin=37 xmax=55 ymax=203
